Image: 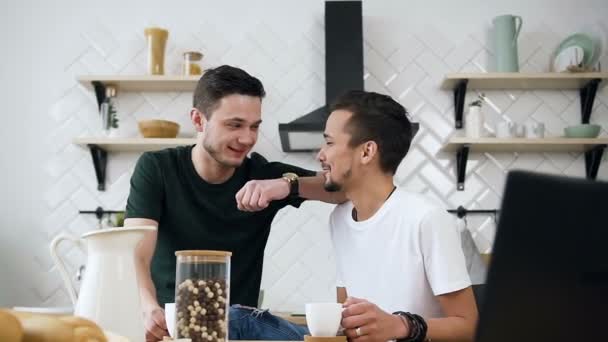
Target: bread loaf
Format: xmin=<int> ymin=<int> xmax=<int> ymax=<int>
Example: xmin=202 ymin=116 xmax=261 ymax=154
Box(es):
xmin=58 ymin=316 xmax=108 ymax=342
xmin=7 ymin=310 xmax=108 ymax=342
xmin=12 ymin=312 xmax=74 ymax=342
xmin=0 ymin=309 xmax=23 ymax=342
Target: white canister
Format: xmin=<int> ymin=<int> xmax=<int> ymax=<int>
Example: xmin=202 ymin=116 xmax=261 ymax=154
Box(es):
xmin=525 ymin=122 xmax=545 ymax=138
xmin=466 ymin=105 xmax=484 ymax=138
xmin=496 ymin=122 xmax=515 ymax=138
xmin=514 ymin=123 xmax=526 ymax=138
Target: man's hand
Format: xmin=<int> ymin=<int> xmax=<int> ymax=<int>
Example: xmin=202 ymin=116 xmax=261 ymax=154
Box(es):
xmin=143 ymin=306 xmax=169 ymax=342
xmin=341 ymin=297 xmax=408 ymax=342
xmin=235 ymin=179 xmax=290 ymax=211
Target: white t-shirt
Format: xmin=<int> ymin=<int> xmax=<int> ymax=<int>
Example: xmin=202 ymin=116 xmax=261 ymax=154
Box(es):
xmin=330 ymin=188 xmax=471 ymax=318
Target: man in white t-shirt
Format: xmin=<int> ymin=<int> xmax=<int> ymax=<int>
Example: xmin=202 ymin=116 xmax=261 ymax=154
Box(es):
xmin=317 ymin=90 xmax=478 ymax=342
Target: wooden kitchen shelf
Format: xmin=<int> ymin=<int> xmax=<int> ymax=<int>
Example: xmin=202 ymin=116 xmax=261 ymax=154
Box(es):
xmin=442 ymin=137 xmax=608 ymax=153
xmin=76 ymin=74 xmax=203 ymax=191
xmin=77 ymin=75 xmax=201 ymax=110
xmin=443 ymin=136 xmax=607 ymax=191
xmin=77 ymin=75 xmax=201 ymax=92
xmin=73 ymin=137 xmax=196 ymax=152
xmin=442 ymin=72 xmax=608 ymax=130
xmin=441 ymin=72 xmax=608 ymax=90
xmin=442 ymin=72 xmax=608 ymax=190
xmin=73 ymin=137 xmax=196 ymax=190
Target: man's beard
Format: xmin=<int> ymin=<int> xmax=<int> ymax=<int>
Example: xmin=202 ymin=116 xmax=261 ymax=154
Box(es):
xmin=324 ymin=181 xmax=342 ymax=192
xmin=323 ymin=168 xmax=351 ymax=192
xmin=203 ymin=137 xmax=243 ymax=168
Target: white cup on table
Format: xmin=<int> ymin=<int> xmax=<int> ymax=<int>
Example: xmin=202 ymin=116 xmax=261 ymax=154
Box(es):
xmin=305 ymin=302 xmax=343 ymax=337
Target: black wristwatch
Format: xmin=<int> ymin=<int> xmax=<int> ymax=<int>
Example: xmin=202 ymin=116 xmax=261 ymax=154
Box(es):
xmin=282 ymin=172 xmax=299 ymax=198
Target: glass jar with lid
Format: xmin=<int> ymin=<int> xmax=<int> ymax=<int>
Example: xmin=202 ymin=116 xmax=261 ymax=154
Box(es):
xmin=183 ymin=51 xmax=204 ymax=75
xmin=174 ymin=250 xmax=231 ymax=342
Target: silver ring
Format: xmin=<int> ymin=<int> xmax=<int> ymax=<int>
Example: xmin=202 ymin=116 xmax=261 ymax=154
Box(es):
xmin=355 ymin=327 xmax=362 ymax=337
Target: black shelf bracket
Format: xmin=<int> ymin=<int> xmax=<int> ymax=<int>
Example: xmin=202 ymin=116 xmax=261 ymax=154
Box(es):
xmin=453 ymin=79 xmax=468 ymax=129
xmin=90 ymin=81 xmax=111 ymax=191
xmin=88 ymin=144 xmax=108 ymax=191
xmin=585 ymin=144 xmax=606 ymax=179
xmin=92 ymin=81 xmax=107 ymax=110
xmin=456 ymin=144 xmax=470 ymax=191
xmin=580 ymin=78 xmax=601 ymax=124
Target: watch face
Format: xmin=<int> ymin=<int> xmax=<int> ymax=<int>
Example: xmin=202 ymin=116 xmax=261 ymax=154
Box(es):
xmin=283 ymin=172 xmax=298 ymax=180
xmin=283 ymin=172 xmax=299 ymax=196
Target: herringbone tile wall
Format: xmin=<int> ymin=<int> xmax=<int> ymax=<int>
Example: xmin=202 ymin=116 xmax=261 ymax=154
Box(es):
xmin=7 ymin=0 xmax=608 ymax=313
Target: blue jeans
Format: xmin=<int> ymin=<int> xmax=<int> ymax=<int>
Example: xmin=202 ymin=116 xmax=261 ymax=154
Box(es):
xmin=229 ymin=305 xmax=310 ymax=340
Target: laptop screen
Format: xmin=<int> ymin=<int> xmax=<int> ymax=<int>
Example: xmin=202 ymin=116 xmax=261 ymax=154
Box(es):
xmin=475 ymin=170 xmax=608 ymax=342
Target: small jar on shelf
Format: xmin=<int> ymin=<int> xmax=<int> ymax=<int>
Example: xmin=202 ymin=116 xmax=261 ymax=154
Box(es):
xmin=183 ymin=51 xmax=204 ymax=76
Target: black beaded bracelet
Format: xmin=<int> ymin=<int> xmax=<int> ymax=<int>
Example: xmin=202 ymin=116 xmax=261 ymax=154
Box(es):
xmin=392 ymin=311 xmax=428 ymax=342
xmin=413 ymin=313 xmax=428 ymax=342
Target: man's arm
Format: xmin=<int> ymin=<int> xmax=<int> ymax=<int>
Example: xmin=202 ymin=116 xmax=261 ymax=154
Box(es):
xmin=126 ymin=218 xmax=159 ymax=310
xmin=340 ymin=290 xmax=477 ymax=342
xmin=426 ymin=286 xmax=478 ymax=342
xmin=300 ymin=172 xmax=346 ymax=203
xmin=236 ymin=173 xmax=346 ymax=211
xmin=124 ymin=218 xmax=169 ymax=340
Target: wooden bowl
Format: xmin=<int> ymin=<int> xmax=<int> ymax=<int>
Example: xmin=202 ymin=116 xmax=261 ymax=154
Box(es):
xmin=138 ymin=120 xmax=180 ymax=138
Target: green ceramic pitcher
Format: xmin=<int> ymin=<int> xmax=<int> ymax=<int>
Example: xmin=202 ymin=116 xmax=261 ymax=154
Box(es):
xmin=493 ymin=14 xmax=522 ymax=72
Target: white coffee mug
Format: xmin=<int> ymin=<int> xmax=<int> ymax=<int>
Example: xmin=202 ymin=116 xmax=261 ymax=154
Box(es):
xmin=496 ymin=122 xmax=515 ymax=138
xmin=305 ymin=303 xmax=343 ymax=337
xmin=514 ymin=123 xmax=525 ymax=137
xmin=165 ymin=302 xmax=175 ymax=338
xmin=525 ymin=122 xmax=545 ymax=138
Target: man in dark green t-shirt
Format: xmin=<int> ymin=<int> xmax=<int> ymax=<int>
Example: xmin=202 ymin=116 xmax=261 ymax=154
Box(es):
xmin=124 ymin=65 xmax=344 ymax=341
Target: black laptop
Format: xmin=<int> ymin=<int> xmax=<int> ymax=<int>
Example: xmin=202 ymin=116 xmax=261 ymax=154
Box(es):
xmin=475 ymin=170 xmax=608 ymax=342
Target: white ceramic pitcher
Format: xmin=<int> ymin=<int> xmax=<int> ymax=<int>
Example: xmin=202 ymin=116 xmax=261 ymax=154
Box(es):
xmin=50 ymin=226 xmax=156 ymax=342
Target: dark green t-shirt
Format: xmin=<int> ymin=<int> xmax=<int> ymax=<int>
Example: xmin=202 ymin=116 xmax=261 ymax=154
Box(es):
xmin=125 ymin=145 xmax=316 ymax=307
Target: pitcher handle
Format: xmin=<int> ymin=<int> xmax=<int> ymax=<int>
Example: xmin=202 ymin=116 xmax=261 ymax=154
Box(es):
xmin=50 ymin=234 xmax=83 ymax=307
xmin=513 ymin=16 xmax=523 ymax=44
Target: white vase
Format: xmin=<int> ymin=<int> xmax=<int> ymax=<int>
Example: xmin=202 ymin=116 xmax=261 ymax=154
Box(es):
xmin=465 ymin=105 xmax=484 ymax=138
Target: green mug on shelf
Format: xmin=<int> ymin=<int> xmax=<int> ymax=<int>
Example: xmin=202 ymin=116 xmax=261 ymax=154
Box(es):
xmin=493 ymin=14 xmax=523 ymax=72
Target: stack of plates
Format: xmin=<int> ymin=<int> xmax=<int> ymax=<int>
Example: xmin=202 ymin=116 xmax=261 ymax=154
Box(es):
xmin=552 ymin=33 xmax=601 ymax=72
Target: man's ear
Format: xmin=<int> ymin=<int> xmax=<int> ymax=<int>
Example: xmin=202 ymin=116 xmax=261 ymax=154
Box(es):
xmin=360 ymin=141 xmax=378 ymax=165
xmin=190 ymin=108 xmax=206 ymax=132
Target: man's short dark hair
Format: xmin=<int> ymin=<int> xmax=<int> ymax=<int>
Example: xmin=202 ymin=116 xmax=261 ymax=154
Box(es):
xmin=193 ymin=65 xmax=266 ymax=117
xmin=330 ymin=90 xmax=414 ymax=175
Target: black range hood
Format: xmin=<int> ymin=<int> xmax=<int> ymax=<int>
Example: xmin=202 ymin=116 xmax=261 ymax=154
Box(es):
xmin=279 ymin=1 xmax=364 ymax=152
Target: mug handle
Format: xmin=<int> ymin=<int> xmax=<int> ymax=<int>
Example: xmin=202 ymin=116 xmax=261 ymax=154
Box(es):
xmin=513 ymin=16 xmax=523 ymax=44
xmin=50 ymin=234 xmax=84 ymax=307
